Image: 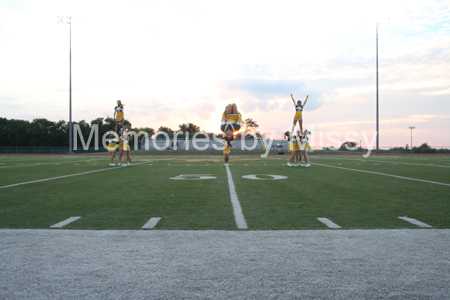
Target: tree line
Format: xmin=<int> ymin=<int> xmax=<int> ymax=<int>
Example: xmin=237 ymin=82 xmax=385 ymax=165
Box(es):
xmin=0 ymin=117 xmax=148 ymax=147
xmin=155 ymin=118 xmax=260 ymax=139
xmin=0 ymin=116 xmax=260 ymax=147
xmin=338 ymin=141 xmax=444 ymax=153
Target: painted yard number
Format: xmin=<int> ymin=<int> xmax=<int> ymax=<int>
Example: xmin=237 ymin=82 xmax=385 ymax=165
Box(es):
xmin=170 ymin=174 xmax=217 ymax=180
xmin=242 ymin=175 xmax=287 ymax=180
xmin=170 ymin=174 xmax=287 ymax=180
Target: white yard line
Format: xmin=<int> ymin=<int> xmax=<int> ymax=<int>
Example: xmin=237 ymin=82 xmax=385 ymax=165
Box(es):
xmin=401 ymin=157 xmax=450 ymax=163
xmin=0 ymin=158 xmax=105 ymax=169
xmin=225 ymin=165 xmax=248 ymax=229
xmin=398 ymin=217 xmax=432 ymax=228
xmin=317 ymin=218 xmax=341 ymax=229
xmin=50 ymin=217 xmax=81 ymax=228
xmin=0 ymin=161 xmax=150 ymax=189
xmin=313 ymin=163 xmax=450 ymax=187
xmin=142 ymin=217 xmax=162 ymax=229
xmin=337 ymin=157 xmax=450 ymax=168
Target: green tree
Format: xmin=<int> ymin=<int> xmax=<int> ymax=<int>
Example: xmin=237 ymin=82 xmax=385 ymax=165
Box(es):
xmin=90 ymin=117 xmax=105 ymax=136
xmin=157 ymin=126 xmax=173 ymax=133
xmin=103 ymin=117 xmax=116 ymax=132
xmin=178 ymin=123 xmax=201 ymax=133
xmin=123 ymin=119 xmax=132 ymax=129
xmin=131 ymin=127 xmax=155 ymax=143
xmin=72 ymin=120 xmax=92 ymax=147
xmin=29 ymin=119 xmax=58 ymax=146
xmin=243 ymin=118 xmax=259 ymax=133
xmin=156 ymin=126 xmax=173 ymax=139
xmin=54 ymin=120 xmax=69 ymax=147
xmin=0 ymin=117 xmax=11 ymax=145
xmin=134 ymin=127 xmax=154 ymax=138
xmin=3 ymin=119 xmax=32 ymax=146
xmin=412 ymin=143 xmax=437 ymax=154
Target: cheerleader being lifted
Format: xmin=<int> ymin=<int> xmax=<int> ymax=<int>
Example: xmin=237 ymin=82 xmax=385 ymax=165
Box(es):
xmin=290 ymin=94 xmax=308 ymax=136
xmin=221 ymin=103 xmax=242 ymax=141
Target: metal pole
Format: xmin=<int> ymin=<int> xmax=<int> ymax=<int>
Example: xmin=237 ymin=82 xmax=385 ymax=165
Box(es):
xmin=408 ymin=126 xmax=415 ymax=149
xmin=58 ymin=16 xmax=73 ymax=153
xmin=69 ymin=16 xmax=72 ymax=153
xmin=376 ymin=19 xmax=379 ymax=153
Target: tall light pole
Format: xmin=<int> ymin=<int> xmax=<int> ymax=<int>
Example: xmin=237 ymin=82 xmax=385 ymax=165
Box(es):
xmin=57 ymin=16 xmax=73 ymax=153
xmin=376 ymin=18 xmax=380 ymax=153
xmin=409 ymin=126 xmax=415 ymax=148
xmin=375 ymin=17 xmax=389 ymax=154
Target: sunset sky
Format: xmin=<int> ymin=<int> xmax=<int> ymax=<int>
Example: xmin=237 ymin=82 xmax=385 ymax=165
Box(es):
xmin=0 ymin=0 xmax=449 ymax=148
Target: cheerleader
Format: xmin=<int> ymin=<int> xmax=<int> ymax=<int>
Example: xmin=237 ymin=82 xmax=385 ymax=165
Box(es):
xmin=300 ymin=129 xmax=311 ymax=167
xmin=124 ymin=130 xmax=132 ymax=166
xmin=106 ymin=131 xmax=119 ymax=166
xmin=114 ymin=100 xmax=125 ymax=133
xmin=118 ymin=128 xmax=133 ymax=166
xmin=290 ymin=94 xmax=308 ymax=135
xmin=284 ymin=131 xmax=300 ymax=167
xmin=221 ymin=103 xmax=242 ymax=141
xmin=223 ymin=139 xmax=233 ymax=166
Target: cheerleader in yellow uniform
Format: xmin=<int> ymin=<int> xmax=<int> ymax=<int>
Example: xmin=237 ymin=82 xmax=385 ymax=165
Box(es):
xmin=284 ymin=131 xmax=300 ymax=167
xmin=290 ymin=94 xmax=308 ymax=136
xmin=114 ymin=100 xmax=125 ymax=133
xmin=118 ymin=128 xmax=133 ymax=166
xmin=221 ymin=103 xmax=242 ymax=141
xmin=300 ymin=129 xmax=311 ymax=167
xmin=223 ymin=139 xmax=233 ymax=166
xmin=106 ymin=131 xmax=119 ymax=166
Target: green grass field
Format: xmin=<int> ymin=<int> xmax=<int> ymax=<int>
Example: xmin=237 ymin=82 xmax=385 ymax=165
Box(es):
xmin=1 ymin=154 xmax=449 ymax=230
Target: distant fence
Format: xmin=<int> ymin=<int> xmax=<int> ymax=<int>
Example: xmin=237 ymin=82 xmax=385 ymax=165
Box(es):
xmin=140 ymin=138 xmax=269 ymax=151
xmin=1 ymin=142 xmax=449 ymax=155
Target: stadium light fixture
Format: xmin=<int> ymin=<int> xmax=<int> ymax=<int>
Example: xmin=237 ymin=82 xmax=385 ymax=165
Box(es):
xmin=409 ymin=126 xmax=415 ymax=148
xmin=57 ymin=16 xmax=73 ymax=153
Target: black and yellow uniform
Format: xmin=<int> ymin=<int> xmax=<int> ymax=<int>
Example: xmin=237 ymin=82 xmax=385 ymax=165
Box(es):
xmin=300 ymin=135 xmax=311 ymax=152
xmin=292 ymin=95 xmax=308 ymax=120
xmin=221 ymin=112 xmax=242 ymax=133
xmin=106 ymin=132 xmax=119 ymax=152
xmin=223 ymin=141 xmax=232 ymax=154
xmin=114 ymin=104 xmax=124 ymax=121
xmin=119 ymin=133 xmax=131 ymax=151
xmin=288 ymin=135 xmax=300 ymax=152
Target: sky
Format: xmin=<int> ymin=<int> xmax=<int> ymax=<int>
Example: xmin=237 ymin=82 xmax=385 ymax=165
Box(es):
xmin=0 ymin=0 xmax=449 ymax=148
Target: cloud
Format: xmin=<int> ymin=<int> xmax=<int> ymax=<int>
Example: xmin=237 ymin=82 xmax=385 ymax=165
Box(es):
xmin=237 ymin=98 xmax=280 ymax=114
xmin=124 ymin=97 xmax=218 ymax=130
xmin=315 ymin=114 xmax=450 ymax=128
xmin=219 ymin=78 xmax=306 ymax=101
xmin=218 ymin=78 xmax=324 ymax=114
xmin=187 ymin=99 xmax=217 ymax=122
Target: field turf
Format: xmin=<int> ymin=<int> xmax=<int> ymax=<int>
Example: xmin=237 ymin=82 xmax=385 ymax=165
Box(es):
xmin=1 ymin=154 xmax=449 ymax=230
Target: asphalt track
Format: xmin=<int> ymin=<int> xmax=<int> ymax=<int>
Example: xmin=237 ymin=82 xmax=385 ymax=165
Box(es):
xmin=1 ymin=229 xmax=450 ymax=299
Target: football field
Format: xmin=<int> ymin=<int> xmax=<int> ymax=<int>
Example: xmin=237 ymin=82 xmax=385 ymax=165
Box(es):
xmin=1 ymin=153 xmax=450 ymax=299
xmin=1 ymin=154 xmax=449 ymax=230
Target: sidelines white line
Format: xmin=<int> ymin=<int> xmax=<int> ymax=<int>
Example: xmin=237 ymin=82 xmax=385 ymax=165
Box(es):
xmin=317 ymin=218 xmax=341 ymax=229
xmin=0 ymin=161 xmax=150 ymax=189
xmin=225 ymin=165 xmax=248 ymax=229
xmin=313 ymin=163 xmax=450 ymax=187
xmin=398 ymin=217 xmax=432 ymax=228
xmin=50 ymin=217 xmax=81 ymax=228
xmin=338 ymin=157 xmax=450 ymax=168
xmin=142 ymin=217 xmax=161 ymax=229
xmin=0 ymin=158 xmax=105 ymax=169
